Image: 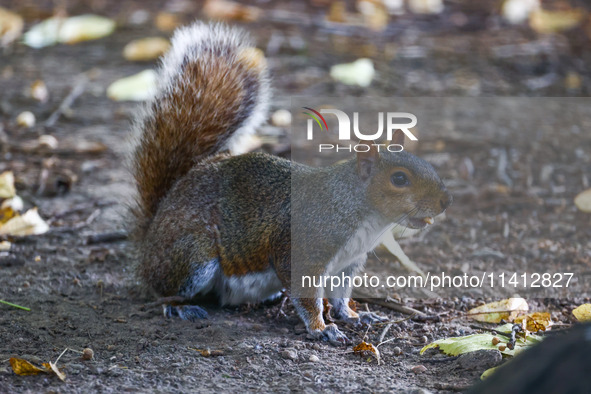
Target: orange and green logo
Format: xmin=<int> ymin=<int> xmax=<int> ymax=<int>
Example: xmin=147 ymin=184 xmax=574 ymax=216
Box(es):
xmin=302 ymin=107 xmax=329 ymax=132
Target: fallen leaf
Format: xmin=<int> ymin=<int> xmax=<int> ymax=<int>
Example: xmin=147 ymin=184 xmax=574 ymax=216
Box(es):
xmin=203 ymin=0 xmax=262 ymax=22
xmin=514 ymin=312 xmax=552 ymax=332
xmin=155 ymin=12 xmax=181 ymax=32
xmin=23 ymin=14 xmax=115 ymax=48
xmin=529 ymin=8 xmax=585 ymax=34
xmin=49 ymin=362 xmax=66 ymax=382
xmin=0 ymin=6 xmax=24 ymax=47
xmin=0 ymin=207 xmax=16 ymax=224
xmin=572 ymin=304 xmax=591 ymax=322
xmin=107 ymin=70 xmax=157 ymax=102
xmin=0 ymin=171 xmax=16 ymax=198
xmin=502 ymin=0 xmax=540 ymax=24
xmin=420 ymin=324 xmax=542 ymax=357
xmin=330 ymin=58 xmax=375 ymax=87
xmin=408 ymin=0 xmax=444 ymax=15
xmin=123 ymin=37 xmax=170 ymax=62
xmin=0 ymin=207 xmax=49 ymax=236
xmin=467 ymin=298 xmax=529 ymax=323
xmin=9 ymin=358 xmax=50 ymax=375
xmin=353 ymin=341 xmax=381 ymax=364
xmin=574 ymin=189 xmax=591 ymax=213
xmin=357 ymin=0 xmax=389 ymax=31
xmin=1 ymin=195 xmax=24 ymax=211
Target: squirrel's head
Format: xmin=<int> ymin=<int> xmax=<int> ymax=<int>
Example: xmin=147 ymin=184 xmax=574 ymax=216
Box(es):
xmin=357 ymin=130 xmax=452 ymax=230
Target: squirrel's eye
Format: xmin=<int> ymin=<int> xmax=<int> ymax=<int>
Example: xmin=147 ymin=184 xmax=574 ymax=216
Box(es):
xmin=391 ymin=172 xmax=410 ymax=187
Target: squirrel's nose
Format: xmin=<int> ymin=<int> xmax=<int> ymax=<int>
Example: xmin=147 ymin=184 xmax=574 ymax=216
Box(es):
xmin=440 ymin=190 xmax=452 ymax=211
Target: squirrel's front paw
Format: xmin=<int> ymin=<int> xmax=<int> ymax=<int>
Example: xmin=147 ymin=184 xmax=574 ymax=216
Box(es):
xmin=310 ymin=324 xmax=349 ymax=346
xmin=357 ymin=311 xmax=388 ymax=325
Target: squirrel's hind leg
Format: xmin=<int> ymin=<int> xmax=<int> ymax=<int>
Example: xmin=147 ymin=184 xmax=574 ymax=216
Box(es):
xmin=163 ymin=258 xmax=220 ymax=321
xmin=164 ymin=304 xmax=209 ymax=321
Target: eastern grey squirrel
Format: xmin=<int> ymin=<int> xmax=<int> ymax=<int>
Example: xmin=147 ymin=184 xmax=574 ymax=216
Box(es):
xmin=131 ymin=22 xmax=452 ymax=344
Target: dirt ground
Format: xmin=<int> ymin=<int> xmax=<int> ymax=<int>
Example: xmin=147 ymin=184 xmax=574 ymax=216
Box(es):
xmin=1 ymin=0 xmax=591 ymax=392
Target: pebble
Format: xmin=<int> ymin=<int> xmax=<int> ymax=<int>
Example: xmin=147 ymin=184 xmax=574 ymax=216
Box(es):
xmin=16 ymin=111 xmax=35 ymax=128
xmin=281 ymin=349 xmax=298 ymax=361
xmin=411 ymin=365 xmax=427 ymax=374
xmin=392 ymin=346 xmax=402 ymax=356
xmin=82 ymin=348 xmax=94 ymax=360
xmin=309 ymin=355 xmax=320 ymax=362
xmin=271 ymin=109 xmax=292 ymax=127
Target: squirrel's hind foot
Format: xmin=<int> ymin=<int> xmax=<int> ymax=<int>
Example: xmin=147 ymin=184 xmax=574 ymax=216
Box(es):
xmin=164 ymin=304 xmax=209 ymax=321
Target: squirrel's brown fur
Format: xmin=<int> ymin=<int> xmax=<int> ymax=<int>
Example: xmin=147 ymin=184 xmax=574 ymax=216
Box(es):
xmin=130 ymin=22 xmax=452 ymax=343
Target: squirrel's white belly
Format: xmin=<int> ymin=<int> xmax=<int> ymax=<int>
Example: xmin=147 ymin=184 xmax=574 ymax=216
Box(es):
xmin=326 ymin=217 xmax=393 ymax=276
xmin=180 ymin=259 xmax=283 ymax=305
xmin=218 ymin=268 xmax=283 ymax=305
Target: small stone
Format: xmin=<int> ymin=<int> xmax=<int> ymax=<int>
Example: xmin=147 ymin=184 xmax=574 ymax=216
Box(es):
xmin=16 ymin=111 xmax=35 ymax=128
xmin=281 ymin=349 xmax=298 ymax=361
xmin=411 ymin=365 xmax=427 ymax=374
xmin=392 ymin=346 xmax=402 ymax=356
xmin=271 ymin=109 xmax=291 ymax=127
xmin=492 ymin=337 xmax=500 ymax=346
xmin=309 ymin=355 xmax=320 ymax=362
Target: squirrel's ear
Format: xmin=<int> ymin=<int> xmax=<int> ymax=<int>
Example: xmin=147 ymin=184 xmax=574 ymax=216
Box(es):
xmin=391 ymin=130 xmax=405 ymax=147
xmin=357 ymin=141 xmax=379 ymax=181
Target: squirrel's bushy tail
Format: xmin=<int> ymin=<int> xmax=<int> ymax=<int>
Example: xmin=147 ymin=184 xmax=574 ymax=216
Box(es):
xmin=131 ymin=22 xmax=269 ymax=232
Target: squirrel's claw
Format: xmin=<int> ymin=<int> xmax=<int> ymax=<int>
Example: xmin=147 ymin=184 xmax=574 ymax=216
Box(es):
xmin=164 ymin=304 xmax=209 ymax=321
xmin=357 ymin=311 xmax=388 ymax=326
xmin=319 ymin=324 xmax=350 ymax=346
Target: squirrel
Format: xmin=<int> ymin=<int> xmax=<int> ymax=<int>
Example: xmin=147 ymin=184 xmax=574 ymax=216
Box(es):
xmin=131 ymin=22 xmax=452 ymax=344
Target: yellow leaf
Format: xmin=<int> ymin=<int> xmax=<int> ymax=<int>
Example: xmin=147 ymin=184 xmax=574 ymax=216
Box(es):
xmin=574 ymin=189 xmax=591 ymax=213
xmin=0 ymin=171 xmax=16 ymax=198
xmin=529 ymin=9 xmax=585 ymax=34
xmin=23 ymin=14 xmax=115 ymax=48
xmin=572 ymin=304 xmax=591 ymax=322
xmin=353 ymin=341 xmax=381 ymax=364
xmin=0 ymin=6 xmax=23 ymax=47
xmin=481 ymin=366 xmax=499 ymax=380
xmin=9 ymin=358 xmax=50 ymax=375
xmin=107 ymin=70 xmax=157 ymax=102
xmin=514 ymin=312 xmax=552 ymax=332
xmin=122 ymin=37 xmax=170 ymax=62
xmin=0 ymin=207 xmax=16 ymax=224
xmin=467 ymin=298 xmax=528 ymax=323
xmin=0 ymin=207 xmax=49 ymax=236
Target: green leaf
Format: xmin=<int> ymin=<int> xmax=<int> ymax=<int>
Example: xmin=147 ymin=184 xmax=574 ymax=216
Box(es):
xmin=420 ymin=324 xmax=542 ymax=357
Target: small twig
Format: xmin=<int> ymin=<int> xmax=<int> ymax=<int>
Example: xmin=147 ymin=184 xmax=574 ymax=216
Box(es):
xmin=54 ymin=348 xmax=70 ymax=364
xmin=378 ymin=323 xmax=393 ymax=343
xmin=0 ymin=299 xmax=30 ymax=311
xmin=86 ymin=230 xmax=128 ymax=245
xmin=45 ymin=74 xmax=89 ymax=127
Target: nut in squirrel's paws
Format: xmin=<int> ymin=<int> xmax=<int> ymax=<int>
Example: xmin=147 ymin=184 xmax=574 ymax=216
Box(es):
xmin=311 ymin=324 xmax=350 ymax=345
